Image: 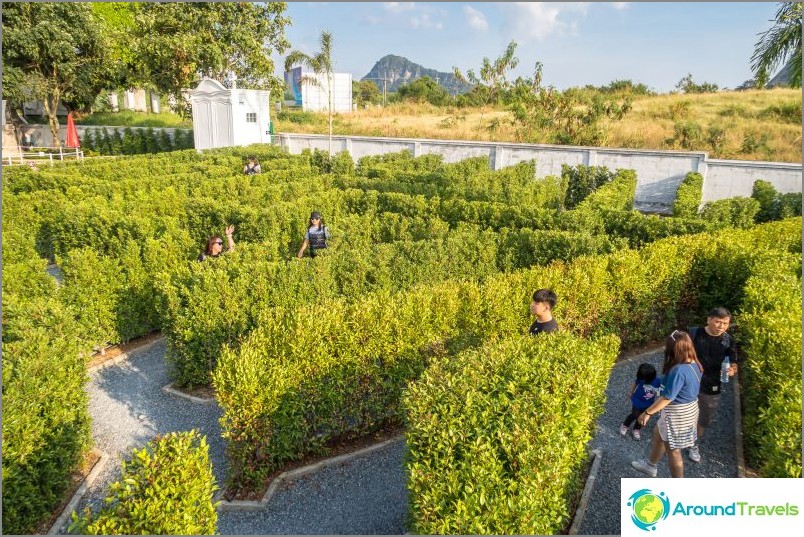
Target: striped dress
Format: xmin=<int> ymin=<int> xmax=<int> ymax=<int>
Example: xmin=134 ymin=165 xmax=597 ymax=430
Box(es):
xmin=658 ymin=363 xmax=701 ymax=450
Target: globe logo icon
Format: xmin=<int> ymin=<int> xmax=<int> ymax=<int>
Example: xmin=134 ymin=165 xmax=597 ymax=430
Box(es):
xmin=627 ymin=489 xmax=670 ymax=531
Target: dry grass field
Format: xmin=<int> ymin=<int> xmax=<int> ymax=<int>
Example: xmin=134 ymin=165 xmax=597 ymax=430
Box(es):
xmin=274 ymin=88 xmax=802 ymax=163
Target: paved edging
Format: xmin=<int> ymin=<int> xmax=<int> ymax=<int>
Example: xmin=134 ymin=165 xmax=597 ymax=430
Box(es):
xmin=569 ymin=448 xmax=603 ymax=535
xmin=86 ymin=336 xmax=166 ymax=374
xmin=734 ymin=372 xmax=746 ymax=477
xmin=215 ymin=434 xmax=406 ymax=512
xmin=162 ymin=383 xmax=216 ymax=404
xmin=47 ymin=449 xmax=109 ymax=535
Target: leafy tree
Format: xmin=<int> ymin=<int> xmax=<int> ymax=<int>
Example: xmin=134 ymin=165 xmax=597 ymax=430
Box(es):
xmin=397 ymin=77 xmax=451 ymax=106
xmin=675 ymin=73 xmax=719 ymax=94
xmin=453 ymin=40 xmax=519 ymax=107
xmin=751 ymin=2 xmax=802 ymax=88
xmin=353 ymin=80 xmax=381 ymax=107
xmin=453 ymin=40 xmax=520 ymax=137
xmin=2 ymin=2 xmax=117 ymax=147
xmin=285 ymin=31 xmax=336 ymax=156
xmin=598 ymin=79 xmax=655 ymax=96
xmin=131 ymin=2 xmax=290 ymax=115
xmin=508 ymin=63 xmax=632 ymax=146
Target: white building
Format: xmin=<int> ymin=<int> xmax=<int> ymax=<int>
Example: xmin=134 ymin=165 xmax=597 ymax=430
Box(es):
xmin=188 ymin=78 xmax=271 ymax=150
xmin=285 ymin=67 xmax=352 ymax=113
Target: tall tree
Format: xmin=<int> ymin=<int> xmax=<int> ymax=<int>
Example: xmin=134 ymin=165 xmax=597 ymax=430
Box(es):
xmin=453 ymin=40 xmax=519 ymax=107
xmin=285 ymin=31 xmax=335 ymax=156
xmin=453 ymin=41 xmax=519 ymax=137
xmin=751 ymin=2 xmax=802 ymax=88
xmin=131 ymin=2 xmax=290 ymax=114
xmin=2 ymin=2 xmax=116 ymax=147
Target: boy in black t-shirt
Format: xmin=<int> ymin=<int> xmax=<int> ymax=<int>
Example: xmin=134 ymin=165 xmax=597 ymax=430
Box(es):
xmin=528 ymin=288 xmax=559 ymax=335
xmin=685 ymin=306 xmax=738 ymax=463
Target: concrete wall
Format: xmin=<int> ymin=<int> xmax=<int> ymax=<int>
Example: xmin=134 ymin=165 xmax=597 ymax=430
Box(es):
xmin=275 ymin=133 xmax=801 ymax=213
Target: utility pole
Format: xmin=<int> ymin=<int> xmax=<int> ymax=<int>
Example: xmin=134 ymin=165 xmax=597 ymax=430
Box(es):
xmin=364 ymin=77 xmax=390 ymax=107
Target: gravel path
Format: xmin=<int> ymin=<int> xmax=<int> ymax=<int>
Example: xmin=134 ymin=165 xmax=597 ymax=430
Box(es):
xmin=578 ymin=349 xmax=739 ymax=535
xmin=58 ymin=340 xmax=408 ymax=535
xmin=62 ymin=342 xmax=737 ymax=535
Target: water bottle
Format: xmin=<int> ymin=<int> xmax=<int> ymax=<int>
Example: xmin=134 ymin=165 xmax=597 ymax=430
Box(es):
xmin=720 ymin=356 xmax=731 ymax=384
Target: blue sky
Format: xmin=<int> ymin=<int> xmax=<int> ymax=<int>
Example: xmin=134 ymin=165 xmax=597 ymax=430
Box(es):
xmin=272 ymin=2 xmax=785 ymax=93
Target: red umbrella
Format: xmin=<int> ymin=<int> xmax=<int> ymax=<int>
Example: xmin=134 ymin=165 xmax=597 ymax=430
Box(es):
xmin=65 ymin=112 xmax=80 ymax=148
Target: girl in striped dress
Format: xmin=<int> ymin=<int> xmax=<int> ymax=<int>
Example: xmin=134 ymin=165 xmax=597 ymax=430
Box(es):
xmin=631 ymin=330 xmax=703 ymax=478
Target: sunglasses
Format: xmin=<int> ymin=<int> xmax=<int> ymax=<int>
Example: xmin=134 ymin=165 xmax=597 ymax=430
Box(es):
xmin=214 ymin=240 xmax=224 ymax=245
xmin=669 ymin=329 xmax=682 ymax=341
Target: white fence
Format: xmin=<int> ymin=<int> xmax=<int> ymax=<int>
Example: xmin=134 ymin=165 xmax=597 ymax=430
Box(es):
xmin=274 ymin=133 xmax=802 ymax=213
xmin=3 ymin=147 xmax=84 ymax=166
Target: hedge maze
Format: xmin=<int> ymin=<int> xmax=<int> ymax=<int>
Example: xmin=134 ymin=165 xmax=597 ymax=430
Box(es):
xmin=2 ymin=146 xmax=801 ymax=534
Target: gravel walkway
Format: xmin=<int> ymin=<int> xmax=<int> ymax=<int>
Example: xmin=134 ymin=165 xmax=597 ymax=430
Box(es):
xmin=61 ymin=342 xmax=737 ymax=535
xmin=57 ymin=340 xmax=408 ymax=535
xmin=577 ymin=349 xmax=739 ymax=535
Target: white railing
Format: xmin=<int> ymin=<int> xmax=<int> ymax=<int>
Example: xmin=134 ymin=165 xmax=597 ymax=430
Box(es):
xmin=3 ymin=146 xmax=84 ymax=166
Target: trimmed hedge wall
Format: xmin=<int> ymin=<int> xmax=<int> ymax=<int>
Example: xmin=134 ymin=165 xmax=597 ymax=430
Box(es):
xmin=404 ymin=332 xmax=620 ymax=535
xmin=739 ymin=251 xmax=802 ymax=477
xmin=212 ymin=218 xmax=802 ymax=494
xmin=672 ymin=171 xmax=703 ymax=218
xmin=69 ymin=430 xmax=218 ymax=534
xmin=1 ymin=292 xmax=91 ymax=534
xmin=160 ymin=226 xmax=626 ymax=388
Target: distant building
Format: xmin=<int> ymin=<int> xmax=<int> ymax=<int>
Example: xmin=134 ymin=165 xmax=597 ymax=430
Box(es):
xmin=284 ymin=67 xmax=353 ymax=113
xmin=188 ymin=78 xmax=271 ymax=150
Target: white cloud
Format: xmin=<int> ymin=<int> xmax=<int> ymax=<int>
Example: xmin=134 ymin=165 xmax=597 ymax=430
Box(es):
xmin=385 ymin=2 xmax=416 ymax=14
xmin=500 ymin=2 xmax=590 ymax=42
xmin=464 ymin=5 xmax=489 ymax=31
xmin=611 ymin=2 xmax=629 ymax=10
xmin=410 ymin=13 xmax=443 ymax=30
xmin=359 ymin=13 xmax=382 ymax=25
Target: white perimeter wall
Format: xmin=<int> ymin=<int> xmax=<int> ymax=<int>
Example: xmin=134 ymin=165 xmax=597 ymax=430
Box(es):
xmin=274 ymin=133 xmax=802 ymax=213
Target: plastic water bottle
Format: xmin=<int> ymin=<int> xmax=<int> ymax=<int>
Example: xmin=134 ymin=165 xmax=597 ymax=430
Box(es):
xmin=720 ymin=356 xmax=731 ymax=384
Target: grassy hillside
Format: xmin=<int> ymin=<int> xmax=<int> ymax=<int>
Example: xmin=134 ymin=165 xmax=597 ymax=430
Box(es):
xmin=274 ymin=88 xmax=802 ymax=163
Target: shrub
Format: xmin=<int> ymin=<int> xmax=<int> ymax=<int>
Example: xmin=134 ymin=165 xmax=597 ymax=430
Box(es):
xmin=69 ymin=430 xmax=218 ymax=534
xmin=668 ymin=121 xmax=704 ymax=150
xmin=739 ymin=252 xmax=802 ymax=477
xmin=561 ymin=164 xmax=617 ymax=209
xmin=699 ymin=197 xmax=760 ymax=229
xmin=673 ymin=172 xmax=703 ymax=218
xmin=404 ymin=332 xmax=620 ymax=535
xmin=752 ymin=180 xmax=803 ymax=223
xmin=779 ymin=192 xmax=802 ymax=219
xmin=2 ymin=294 xmax=91 ymax=534
xmin=752 ymin=179 xmax=780 ymax=222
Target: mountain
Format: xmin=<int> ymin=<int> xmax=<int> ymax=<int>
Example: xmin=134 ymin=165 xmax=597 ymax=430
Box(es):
xmin=362 ymin=54 xmax=472 ymax=95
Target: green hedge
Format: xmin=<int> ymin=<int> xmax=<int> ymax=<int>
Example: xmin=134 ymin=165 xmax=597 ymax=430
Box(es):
xmin=404 ymin=332 xmax=620 ymax=535
xmin=738 ymin=252 xmax=802 ymax=477
xmin=700 ymin=197 xmax=760 ymax=228
xmin=1 ymin=294 xmax=91 ymax=534
xmin=672 ymin=171 xmax=703 ymax=218
xmin=562 ymin=164 xmax=618 ymax=209
xmin=212 ymin=218 xmax=802 ymax=493
xmin=752 ymin=179 xmax=803 ymax=223
xmin=161 ymin=225 xmax=625 ymax=388
xmin=69 ymin=430 xmax=218 ymax=534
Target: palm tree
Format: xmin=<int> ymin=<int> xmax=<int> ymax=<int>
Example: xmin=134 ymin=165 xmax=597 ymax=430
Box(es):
xmin=751 ymin=2 xmax=802 ymax=88
xmin=284 ymin=31 xmax=335 ymax=156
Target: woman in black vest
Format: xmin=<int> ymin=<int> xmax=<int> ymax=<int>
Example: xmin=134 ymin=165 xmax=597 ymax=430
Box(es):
xmin=297 ymin=211 xmax=330 ymax=258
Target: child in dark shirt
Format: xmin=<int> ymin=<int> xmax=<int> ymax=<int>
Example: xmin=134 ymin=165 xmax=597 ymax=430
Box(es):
xmin=528 ymin=288 xmax=558 ymax=335
xmin=620 ymin=362 xmax=661 ymax=440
